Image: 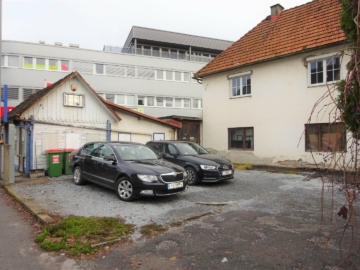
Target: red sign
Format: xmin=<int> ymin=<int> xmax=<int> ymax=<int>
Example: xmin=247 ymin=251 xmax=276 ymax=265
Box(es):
xmin=0 ymin=106 xmax=14 ymax=117
xmin=52 ymin=155 xmax=60 ymax=164
xmin=45 ymin=81 xmax=53 ymax=87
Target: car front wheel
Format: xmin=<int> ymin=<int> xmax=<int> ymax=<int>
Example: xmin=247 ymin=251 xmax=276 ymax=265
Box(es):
xmin=185 ymin=167 xmax=198 ymax=185
xmin=73 ymin=166 xmax=86 ymax=185
xmin=116 ymin=177 xmax=135 ymax=201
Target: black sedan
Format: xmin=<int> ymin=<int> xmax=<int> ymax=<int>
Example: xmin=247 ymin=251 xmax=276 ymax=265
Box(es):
xmin=146 ymin=141 xmax=234 ymax=185
xmin=69 ymin=141 xmax=188 ymax=201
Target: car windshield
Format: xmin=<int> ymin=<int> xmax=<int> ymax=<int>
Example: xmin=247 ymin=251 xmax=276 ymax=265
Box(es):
xmin=113 ymin=144 xmax=159 ymax=161
xmin=187 ymin=142 xmax=209 ymax=155
xmin=174 ymin=143 xmax=201 ymax=156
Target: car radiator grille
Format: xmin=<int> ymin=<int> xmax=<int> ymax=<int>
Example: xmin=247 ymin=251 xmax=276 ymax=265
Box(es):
xmin=160 ymin=172 xmax=184 ymax=183
xmin=218 ymin=165 xmax=233 ymax=171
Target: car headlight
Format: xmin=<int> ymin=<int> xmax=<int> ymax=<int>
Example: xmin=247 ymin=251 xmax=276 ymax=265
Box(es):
xmin=137 ymin=174 xmax=158 ymax=182
xmin=200 ymin=165 xmax=216 ymax=170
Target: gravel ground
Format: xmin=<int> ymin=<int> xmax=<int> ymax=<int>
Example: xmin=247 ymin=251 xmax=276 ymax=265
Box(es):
xmin=12 ymin=170 xmax=345 ymax=235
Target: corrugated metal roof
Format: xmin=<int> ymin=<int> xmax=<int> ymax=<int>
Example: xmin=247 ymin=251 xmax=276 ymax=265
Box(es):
xmin=124 ymin=26 xmax=234 ymax=51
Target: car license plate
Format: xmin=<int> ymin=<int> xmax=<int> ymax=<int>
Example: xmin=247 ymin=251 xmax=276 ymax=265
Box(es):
xmin=222 ymin=170 xmax=232 ymax=176
xmin=168 ymin=182 xmax=183 ymax=189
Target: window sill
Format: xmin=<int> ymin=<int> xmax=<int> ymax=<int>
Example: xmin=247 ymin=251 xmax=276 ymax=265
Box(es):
xmin=308 ymin=81 xmax=338 ymax=88
xmin=230 ymin=95 xmax=252 ymax=99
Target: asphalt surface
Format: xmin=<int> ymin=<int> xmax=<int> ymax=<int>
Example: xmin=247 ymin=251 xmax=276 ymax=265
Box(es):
xmin=5 ymin=170 xmax=360 ymax=269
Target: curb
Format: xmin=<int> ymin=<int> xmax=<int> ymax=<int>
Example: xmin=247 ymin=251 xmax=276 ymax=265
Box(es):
xmin=3 ymin=184 xmax=55 ymax=225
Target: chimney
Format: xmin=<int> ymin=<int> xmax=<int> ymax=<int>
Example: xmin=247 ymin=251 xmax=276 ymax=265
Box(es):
xmin=54 ymin=42 xmax=63 ymax=46
xmin=69 ymin=43 xmax=80 ymax=48
xmin=270 ymin=4 xmax=284 ymax=17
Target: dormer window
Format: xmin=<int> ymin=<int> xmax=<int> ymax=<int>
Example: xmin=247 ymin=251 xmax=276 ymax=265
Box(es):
xmin=64 ymin=93 xmax=84 ymax=107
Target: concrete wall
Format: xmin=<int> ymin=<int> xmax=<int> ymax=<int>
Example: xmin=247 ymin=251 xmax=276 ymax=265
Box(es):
xmin=201 ymin=44 xmax=350 ymax=167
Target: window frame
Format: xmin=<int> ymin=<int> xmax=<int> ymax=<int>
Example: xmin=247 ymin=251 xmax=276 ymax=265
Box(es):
xmin=63 ymin=93 xmax=85 ymax=108
xmin=305 ymin=122 xmax=346 ymax=152
xmin=229 ymin=71 xmax=252 ymax=99
xmin=228 ymin=127 xmax=254 ymax=151
xmin=307 ymin=52 xmax=342 ymax=87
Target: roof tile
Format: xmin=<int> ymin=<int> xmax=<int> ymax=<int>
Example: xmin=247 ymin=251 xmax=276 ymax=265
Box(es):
xmin=196 ymin=0 xmax=346 ymax=77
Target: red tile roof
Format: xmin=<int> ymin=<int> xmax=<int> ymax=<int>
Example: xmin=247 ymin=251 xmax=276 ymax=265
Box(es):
xmin=105 ymin=101 xmax=183 ymax=129
xmin=196 ymin=0 xmax=346 ymax=77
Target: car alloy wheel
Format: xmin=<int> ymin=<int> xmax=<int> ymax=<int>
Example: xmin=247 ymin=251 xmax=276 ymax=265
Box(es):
xmin=116 ymin=177 xmax=135 ymax=201
xmin=73 ymin=166 xmax=86 ymax=185
xmin=185 ymin=167 xmax=198 ymax=185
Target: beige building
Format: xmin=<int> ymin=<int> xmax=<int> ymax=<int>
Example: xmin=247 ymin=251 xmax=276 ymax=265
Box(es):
xmin=195 ymin=0 xmax=349 ymax=167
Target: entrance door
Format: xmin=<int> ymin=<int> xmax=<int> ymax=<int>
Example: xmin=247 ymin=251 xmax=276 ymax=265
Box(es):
xmin=178 ymin=121 xmax=200 ymax=144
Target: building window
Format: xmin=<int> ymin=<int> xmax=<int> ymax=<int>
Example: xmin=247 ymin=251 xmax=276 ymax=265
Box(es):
xmin=64 ymin=93 xmax=84 ymax=107
xmin=1 ymin=87 xmax=19 ymax=100
xmin=138 ymin=96 xmax=145 ymax=106
xmin=183 ymin=73 xmax=190 ymax=82
xmin=156 ymin=97 xmax=164 ymax=107
xmin=1 ymin=56 xmax=4 ymax=66
xmin=230 ymin=73 xmax=251 ymax=98
xmin=117 ymin=94 xmax=125 ymax=105
xmin=305 ymin=123 xmax=346 ymax=152
xmin=8 ymin=56 xmax=19 ymax=67
xmin=193 ymin=99 xmax=202 ymax=109
xmin=228 ymin=127 xmax=254 ymax=150
xmin=61 ymin=60 xmax=69 ymax=71
xmin=175 ymin=71 xmax=182 ymax=81
xmin=106 ymin=94 xmax=115 ymax=103
xmin=183 ymin=99 xmax=190 ymax=108
xmin=96 ymin=64 xmax=104 ymax=74
xmin=24 ymin=57 xmax=33 ymax=68
xmin=175 ymin=98 xmax=182 ymax=108
xmin=166 ymin=70 xmax=173 ymax=80
xmin=36 ymin=58 xmax=46 ymax=69
xmin=165 ymin=97 xmax=173 ymax=107
xmin=307 ymin=54 xmax=341 ymax=86
xmin=23 ymin=88 xmax=40 ymax=100
xmin=147 ymin=96 xmax=155 ymax=106
xmin=157 ymin=70 xmax=164 ymax=80
xmin=49 ymin=59 xmax=58 ymax=70
xmin=127 ymin=95 xmax=135 ymax=106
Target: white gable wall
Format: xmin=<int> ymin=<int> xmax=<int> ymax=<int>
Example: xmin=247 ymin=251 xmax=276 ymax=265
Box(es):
xmin=111 ymin=111 xmax=176 ymax=144
xmin=202 ymin=44 xmax=350 ymax=166
xmin=20 ymin=77 xmax=117 ymax=128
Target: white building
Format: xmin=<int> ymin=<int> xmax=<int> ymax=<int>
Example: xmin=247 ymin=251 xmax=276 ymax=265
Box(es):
xmin=1 ymin=26 xmax=233 ymax=144
xmin=195 ymin=1 xmax=349 ymax=167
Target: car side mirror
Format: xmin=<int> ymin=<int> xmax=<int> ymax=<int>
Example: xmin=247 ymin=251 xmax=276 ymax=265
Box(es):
xmin=104 ymin=155 xmax=117 ymax=163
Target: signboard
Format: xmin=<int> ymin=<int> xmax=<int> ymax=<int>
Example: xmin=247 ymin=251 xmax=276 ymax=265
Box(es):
xmin=0 ymin=106 xmax=14 ymax=117
xmin=52 ymin=155 xmax=60 ymax=164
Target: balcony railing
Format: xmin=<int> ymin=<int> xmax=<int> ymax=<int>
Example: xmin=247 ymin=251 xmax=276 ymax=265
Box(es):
xmin=103 ymin=46 xmax=214 ymax=63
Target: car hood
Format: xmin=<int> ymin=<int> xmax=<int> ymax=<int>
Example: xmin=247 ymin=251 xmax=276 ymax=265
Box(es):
xmin=182 ymin=154 xmax=232 ymax=166
xmin=126 ymin=159 xmax=184 ymax=174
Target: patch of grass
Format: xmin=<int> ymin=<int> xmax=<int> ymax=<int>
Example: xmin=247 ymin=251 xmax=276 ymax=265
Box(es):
xmin=266 ymin=169 xmax=299 ymax=175
xmin=35 ymin=216 xmax=134 ymax=256
xmin=140 ymin=223 xmax=168 ymax=236
xmin=170 ymin=221 xmax=183 ymax=227
xmin=233 ymin=164 xmax=253 ymax=170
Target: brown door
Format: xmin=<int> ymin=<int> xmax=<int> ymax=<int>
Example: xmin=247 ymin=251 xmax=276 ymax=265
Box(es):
xmin=178 ymin=121 xmax=200 ymax=144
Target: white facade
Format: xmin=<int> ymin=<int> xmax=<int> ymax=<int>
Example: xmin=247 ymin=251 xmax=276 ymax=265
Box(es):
xmin=202 ymin=44 xmax=350 ymax=166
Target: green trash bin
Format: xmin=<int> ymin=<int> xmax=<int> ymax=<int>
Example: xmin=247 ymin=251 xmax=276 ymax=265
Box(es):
xmin=46 ymin=149 xmax=64 ymax=177
xmin=63 ymin=148 xmax=77 ymax=175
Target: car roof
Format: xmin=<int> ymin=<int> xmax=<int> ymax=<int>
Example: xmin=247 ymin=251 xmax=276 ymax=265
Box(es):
xmin=147 ymin=140 xmax=195 ymax=144
xmin=86 ymin=141 xmax=145 ymax=146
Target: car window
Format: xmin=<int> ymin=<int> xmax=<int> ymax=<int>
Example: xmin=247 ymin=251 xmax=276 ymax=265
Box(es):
xmin=80 ymin=143 xmax=99 ymax=155
xmin=99 ymin=145 xmax=116 ymax=159
xmin=174 ymin=143 xmax=198 ymax=155
xmin=113 ymin=144 xmax=158 ymax=161
xmin=188 ymin=142 xmax=209 ymax=154
xmin=165 ymin=144 xmax=178 ymax=155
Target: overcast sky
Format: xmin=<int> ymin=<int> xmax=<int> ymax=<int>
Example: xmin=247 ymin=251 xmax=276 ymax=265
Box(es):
xmin=3 ymin=0 xmax=310 ymax=50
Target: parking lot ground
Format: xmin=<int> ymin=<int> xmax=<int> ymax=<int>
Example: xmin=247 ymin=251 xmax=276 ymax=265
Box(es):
xmin=7 ymin=170 xmax=360 ymax=269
